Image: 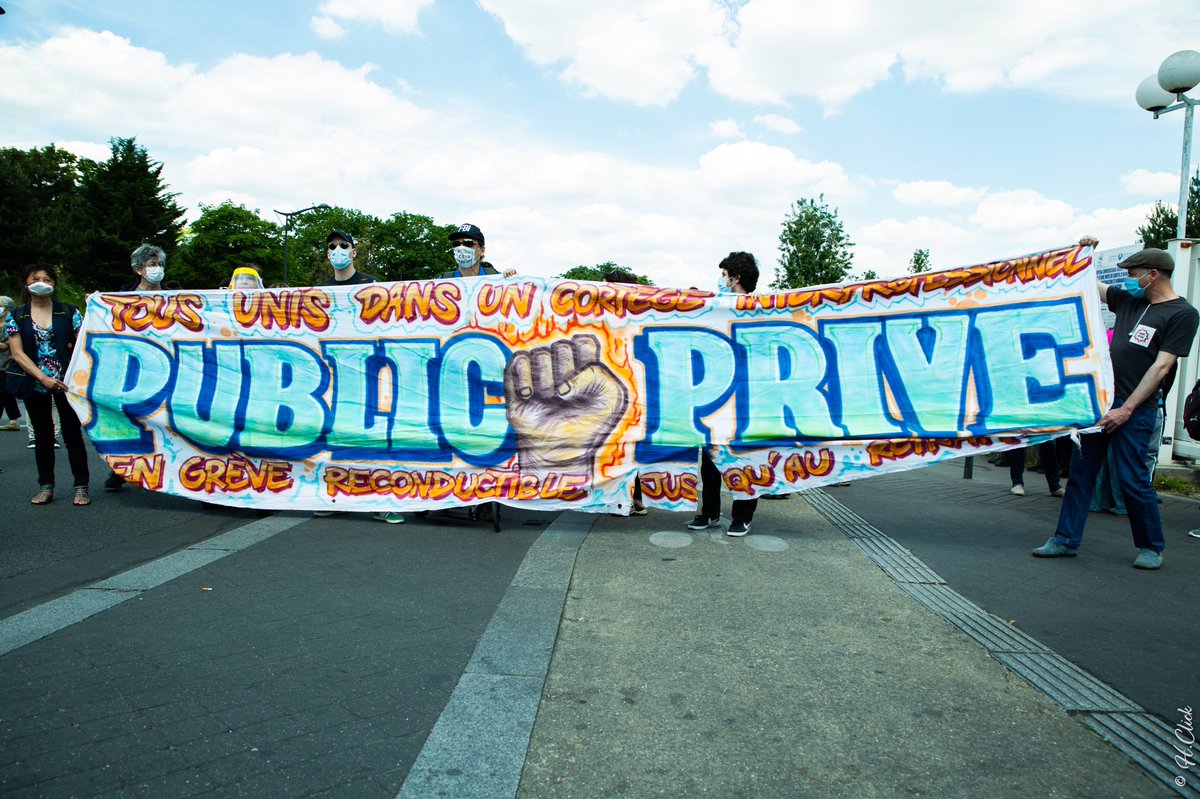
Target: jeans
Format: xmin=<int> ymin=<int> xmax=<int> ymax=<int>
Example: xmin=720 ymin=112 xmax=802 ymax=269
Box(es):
xmin=23 ymin=390 xmax=89 ymax=488
xmin=1054 ymin=400 xmax=1163 ymax=552
xmin=700 ymin=449 xmax=757 ymax=523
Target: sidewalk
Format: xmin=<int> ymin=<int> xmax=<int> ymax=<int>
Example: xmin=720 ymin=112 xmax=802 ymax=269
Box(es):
xmin=516 ymin=487 xmax=1181 ymax=798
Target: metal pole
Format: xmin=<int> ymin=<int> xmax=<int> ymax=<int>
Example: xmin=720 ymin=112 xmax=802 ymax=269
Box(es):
xmin=282 ymin=218 xmax=291 ymax=286
xmin=1179 ymin=99 xmax=1195 ymax=240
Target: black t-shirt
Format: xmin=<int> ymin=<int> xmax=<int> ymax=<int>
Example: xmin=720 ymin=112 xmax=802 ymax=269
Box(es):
xmin=1107 ymin=286 xmax=1199 ymax=400
xmin=318 ymin=270 xmax=376 ymax=287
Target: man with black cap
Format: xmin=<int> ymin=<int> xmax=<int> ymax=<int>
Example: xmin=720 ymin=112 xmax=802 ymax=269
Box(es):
xmin=313 ymin=230 xmax=401 ymax=524
xmin=441 ymin=223 xmax=516 ymax=278
xmin=320 ymin=230 xmax=377 ymax=286
xmin=1033 ymin=239 xmax=1198 ymax=570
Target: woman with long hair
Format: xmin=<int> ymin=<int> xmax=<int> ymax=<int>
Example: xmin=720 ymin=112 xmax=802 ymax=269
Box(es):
xmin=4 ymin=264 xmax=89 ymax=505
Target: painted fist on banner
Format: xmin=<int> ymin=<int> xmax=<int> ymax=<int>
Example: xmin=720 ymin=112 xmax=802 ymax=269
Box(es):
xmin=504 ymin=334 xmax=629 ymax=475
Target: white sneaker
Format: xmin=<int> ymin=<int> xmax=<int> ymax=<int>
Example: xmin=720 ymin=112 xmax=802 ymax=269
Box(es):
xmin=1010 ymin=484 xmax=1025 ymax=496
xmin=0 ymin=421 xmax=19 ymax=431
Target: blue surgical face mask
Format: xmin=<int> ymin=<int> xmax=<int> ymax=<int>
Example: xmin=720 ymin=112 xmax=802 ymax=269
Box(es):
xmin=144 ymin=266 xmax=165 ymax=284
xmin=329 ymin=247 xmax=352 ymax=269
xmin=27 ymin=282 xmax=55 ymax=296
xmin=716 ymin=276 xmax=732 ymax=295
xmin=1123 ymin=273 xmax=1148 ymax=299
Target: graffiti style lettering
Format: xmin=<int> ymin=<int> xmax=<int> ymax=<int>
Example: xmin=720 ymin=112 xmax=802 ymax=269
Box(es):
xmin=639 ymin=471 xmax=698 ymax=502
xmin=178 ymin=456 xmax=294 ymax=493
xmin=67 ymin=249 xmax=1111 ymax=513
xmin=551 ymin=282 xmax=709 ymax=319
xmin=477 ymin=282 xmax=536 ymax=318
xmin=102 ymin=293 xmax=205 ymax=333
xmin=105 ymin=454 xmax=164 ymax=490
xmin=355 ymin=282 xmax=461 ymax=326
xmin=232 ymin=289 xmax=331 ymax=332
xmin=322 ymin=466 xmax=588 ymax=502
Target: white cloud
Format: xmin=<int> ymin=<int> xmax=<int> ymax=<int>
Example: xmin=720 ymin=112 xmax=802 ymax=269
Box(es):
xmin=480 ymin=0 xmax=1199 ymax=109
xmin=478 ymin=0 xmax=728 ymax=105
xmin=893 ymin=180 xmax=985 ymax=207
xmin=968 ymin=189 xmax=1075 ymax=232
xmin=310 ymin=16 xmax=345 ymax=40
xmin=710 ymin=118 xmax=744 ymax=139
xmin=1120 ymin=168 xmax=1179 ymax=197
xmin=697 ymin=141 xmax=863 ymax=207
xmin=753 ymin=114 xmax=803 ymax=135
xmin=313 ymin=0 xmax=433 ymax=34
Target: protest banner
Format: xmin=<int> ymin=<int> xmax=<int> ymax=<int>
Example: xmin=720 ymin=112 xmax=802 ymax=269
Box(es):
xmin=66 ymin=244 xmax=1112 ymax=514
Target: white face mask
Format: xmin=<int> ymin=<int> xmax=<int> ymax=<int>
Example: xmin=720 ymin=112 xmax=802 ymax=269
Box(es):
xmin=453 ymin=246 xmax=478 ymax=268
xmin=329 ymin=247 xmax=353 ymax=269
xmin=27 ymin=281 xmax=55 ymax=296
xmin=144 ymin=266 xmax=165 ymax=284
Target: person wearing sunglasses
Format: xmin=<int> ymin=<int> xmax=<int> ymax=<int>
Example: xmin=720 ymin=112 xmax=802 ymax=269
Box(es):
xmin=320 ymin=230 xmax=377 ymax=286
xmin=312 ymin=230 xmax=401 ymax=524
xmin=439 ymin=223 xmax=516 ymax=279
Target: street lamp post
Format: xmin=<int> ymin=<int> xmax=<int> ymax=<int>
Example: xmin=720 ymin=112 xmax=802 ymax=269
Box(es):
xmin=275 ymin=204 xmax=331 ymax=285
xmin=1136 ymin=52 xmax=1200 ymax=465
xmin=1135 ymin=50 xmax=1200 ymax=240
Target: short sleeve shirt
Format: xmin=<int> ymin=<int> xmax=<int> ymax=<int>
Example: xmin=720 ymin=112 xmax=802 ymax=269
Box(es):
xmin=4 ymin=308 xmax=84 ymax=392
xmin=1107 ymin=286 xmax=1199 ymax=399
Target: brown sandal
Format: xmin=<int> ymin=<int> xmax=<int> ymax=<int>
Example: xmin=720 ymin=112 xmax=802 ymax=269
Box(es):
xmin=73 ymin=487 xmax=91 ymax=506
xmin=31 ymin=485 xmax=54 ymax=505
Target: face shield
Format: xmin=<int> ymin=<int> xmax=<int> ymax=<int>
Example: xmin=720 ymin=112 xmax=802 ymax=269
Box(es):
xmin=229 ymin=267 xmax=265 ymax=290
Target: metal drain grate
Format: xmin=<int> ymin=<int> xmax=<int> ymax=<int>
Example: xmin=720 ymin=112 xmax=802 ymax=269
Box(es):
xmin=852 ymin=538 xmax=945 ymax=584
xmin=992 ymin=652 xmax=1142 ymax=713
xmin=1082 ymin=713 xmax=1200 ymax=799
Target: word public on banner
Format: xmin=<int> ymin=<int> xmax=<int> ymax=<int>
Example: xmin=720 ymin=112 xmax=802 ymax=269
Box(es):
xmin=66 ymin=244 xmax=1113 ymax=514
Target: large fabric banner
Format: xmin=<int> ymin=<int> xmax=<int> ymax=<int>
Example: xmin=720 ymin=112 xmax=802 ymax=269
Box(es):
xmin=67 ymin=244 xmax=1112 ymax=514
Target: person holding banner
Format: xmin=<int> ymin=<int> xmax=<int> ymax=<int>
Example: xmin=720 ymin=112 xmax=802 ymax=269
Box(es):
xmin=689 ymin=251 xmax=761 ymax=537
xmin=311 ymin=232 xmax=403 ymax=524
xmin=320 ymin=230 xmax=376 ymax=286
xmin=4 ymin=264 xmax=89 ymax=506
xmin=440 ymin=223 xmax=517 ymax=279
xmin=105 ymin=244 xmax=172 ymax=492
xmin=1033 ymin=243 xmax=1198 ymax=570
xmin=120 ymin=244 xmax=168 ymax=292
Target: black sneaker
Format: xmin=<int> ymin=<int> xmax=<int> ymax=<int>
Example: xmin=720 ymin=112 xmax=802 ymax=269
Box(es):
xmin=104 ymin=472 xmax=125 ymax=492
xmin=687 ymin=514 xmax=720 ymax=530
xmin=727 ymin=520 xmax=751 ymax=537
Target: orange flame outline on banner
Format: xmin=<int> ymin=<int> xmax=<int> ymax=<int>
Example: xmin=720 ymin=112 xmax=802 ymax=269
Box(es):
xmin=737 ymin=245 xmax=1091 ymax=313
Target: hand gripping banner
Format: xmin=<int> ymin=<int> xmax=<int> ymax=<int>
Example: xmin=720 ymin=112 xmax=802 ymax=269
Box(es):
xmin=66 ymin=244 xmax=1112 ymax=514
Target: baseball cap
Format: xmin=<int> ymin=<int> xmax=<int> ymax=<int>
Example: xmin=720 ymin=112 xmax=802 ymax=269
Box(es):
xmin=1122 ymin=248 xmax=1175 ymax=272
xmin=450 ymin=223 xmax=485 ymax=246
xmin=327 ymin=230 xmax=355 ymax=247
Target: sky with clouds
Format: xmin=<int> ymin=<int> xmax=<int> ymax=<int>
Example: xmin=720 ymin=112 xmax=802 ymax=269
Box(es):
xmin=1 ymin=1 xmax=1197 ymax=287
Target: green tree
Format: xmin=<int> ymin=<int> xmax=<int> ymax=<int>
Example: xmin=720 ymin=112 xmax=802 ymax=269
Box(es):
xmin=859 ymin=269 xmax=879 ymax=281
xmin=77 ymin=137 xmax=185 ymax=290
xmin=908 ymin=248 xmax=931 ymax=274
xmin=172 ymin=202 xmax=283 ymax=289
xmin=368 ymin=212 xmax=456 ymax=282
xmin=1136 ymin=170 xmax=1200 ymax=248
xmin=771 ymin=195 xmax=854 ymax=290
xmin=558 ymin=262 xmax=654 ymax=285
xmin=0 ymin=145 xmax=92 ymax=287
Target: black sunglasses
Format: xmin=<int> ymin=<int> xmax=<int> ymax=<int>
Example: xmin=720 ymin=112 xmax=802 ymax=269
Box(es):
xmin=450 ymin=240 xmax=479 ymax=249
xmin=327 ymin=241 xmax=352 ymax=250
